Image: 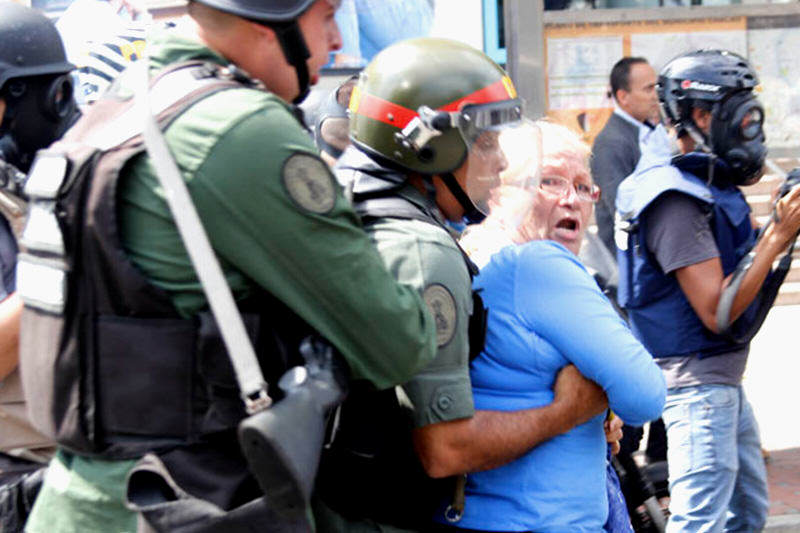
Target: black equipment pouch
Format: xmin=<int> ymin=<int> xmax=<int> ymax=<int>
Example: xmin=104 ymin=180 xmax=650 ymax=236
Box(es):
xmin=126 ymin=453 xmax=310 ymax=533
xmin=237 ymin=337 xmax=347 ymax=519
xmin=125 ymin=337 xmax=347 ymax=532
xmin=315 ymin=383 xmax=454 ymax=529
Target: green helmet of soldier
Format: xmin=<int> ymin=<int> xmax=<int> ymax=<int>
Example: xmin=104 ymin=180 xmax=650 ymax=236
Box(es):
xmin=348 ymin=38 xmax=533 ymax=220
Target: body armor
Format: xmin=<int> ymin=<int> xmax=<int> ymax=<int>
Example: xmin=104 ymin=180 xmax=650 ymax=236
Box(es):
xmin=617 ymin=153 xmax=761 ymax=359
xmin=18 ymin=62 xmax=309 ymax=460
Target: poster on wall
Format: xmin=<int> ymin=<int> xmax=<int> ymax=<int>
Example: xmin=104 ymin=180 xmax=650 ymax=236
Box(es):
xmin=328 ymin=0 xmax=437 ymax=68
xmin=546 ymin=36 xmax=622 ymax=111
xmin=544 ymin=17 xmax=746 ymax=145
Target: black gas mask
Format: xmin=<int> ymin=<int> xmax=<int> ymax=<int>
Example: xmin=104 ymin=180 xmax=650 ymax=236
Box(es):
xmin=709 ymin=91 xmax=766 ymax=186
xmin=0 ymin=74 xmax=77 ymax=172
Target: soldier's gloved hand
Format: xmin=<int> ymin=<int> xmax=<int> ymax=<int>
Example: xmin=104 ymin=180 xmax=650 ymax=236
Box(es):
xmin=552 ymin=364 xmax=608 ymax=430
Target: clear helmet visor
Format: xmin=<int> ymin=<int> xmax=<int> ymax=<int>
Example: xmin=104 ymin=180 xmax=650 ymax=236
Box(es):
xmin=457 ymin=119 xmax=542 ymax=267
xmin=457 ymin=102 xmax=540 ymax=217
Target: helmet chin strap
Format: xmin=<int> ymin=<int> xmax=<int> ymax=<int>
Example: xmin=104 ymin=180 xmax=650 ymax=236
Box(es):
xmin=440 ymin=172 xmax=485 ymax=224
xmin=269 ymin=20 xmax=311 ymax=104
xmin=684 ymin=119 xmax=717 ymax=187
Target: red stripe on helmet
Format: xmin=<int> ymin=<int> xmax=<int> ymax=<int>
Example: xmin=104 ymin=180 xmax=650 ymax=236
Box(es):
xmin=355 ymin=79 xmax=513 ymax=129
xmin=439 ymin=79 xmax=514 ymax=112
xmin=355 ymin=93 xmax=419 ymax=129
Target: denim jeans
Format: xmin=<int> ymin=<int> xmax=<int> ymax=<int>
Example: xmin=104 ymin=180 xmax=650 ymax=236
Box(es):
xmin=661 ymin=384 xmax=768 ymax=533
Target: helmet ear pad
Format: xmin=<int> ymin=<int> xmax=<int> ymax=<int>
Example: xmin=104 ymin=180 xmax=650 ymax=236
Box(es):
xmin=41 ymin=74 xmax=75 ymax=122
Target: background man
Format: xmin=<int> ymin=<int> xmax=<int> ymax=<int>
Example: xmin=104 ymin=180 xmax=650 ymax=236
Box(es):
xmin=314 ymin=37 xmax=610 ymax=532
xmin=616 ymin=49 xmax=800 ymax=532
xmin=20 ymin=1 xmax=441 ymax=531
xmin=591 ymin=56 xmax=659 ymax=256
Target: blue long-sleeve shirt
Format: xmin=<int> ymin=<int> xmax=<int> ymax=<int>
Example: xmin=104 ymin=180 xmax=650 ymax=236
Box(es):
xmin=448 ymin=240 xmax=665 ymax=532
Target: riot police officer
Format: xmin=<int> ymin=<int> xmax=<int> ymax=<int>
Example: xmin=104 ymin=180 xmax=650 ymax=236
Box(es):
xmin=616 ymin=50 xmax=800 ymax=532
xmin=0 ymin=1 xmax=78 ymax=173
xmin=0 ymin=6 xmax=78 ymax=530
xmin=314 ymin=38 xmax=610 ymax=532
xmin=19 ymin=1 xmax=440 ymax=532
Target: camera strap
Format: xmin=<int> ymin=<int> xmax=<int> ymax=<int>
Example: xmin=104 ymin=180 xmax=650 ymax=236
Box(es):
xmin=715 ymin=169 xmax=797 ymax=343
xmin=138 ymin=61 xmax=273 ymax=415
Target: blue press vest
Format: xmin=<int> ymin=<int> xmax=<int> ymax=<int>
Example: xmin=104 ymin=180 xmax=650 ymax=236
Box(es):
xmin=616 ymin=157 xmax=757 ymax=359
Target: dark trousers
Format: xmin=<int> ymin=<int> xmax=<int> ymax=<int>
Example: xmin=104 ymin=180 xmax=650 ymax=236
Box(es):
xmin=0 ymin=454 xmax=46 ymax=533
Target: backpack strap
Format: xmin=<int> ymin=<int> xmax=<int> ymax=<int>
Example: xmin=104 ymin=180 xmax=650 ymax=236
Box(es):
xmin=83 ymin=60 xmax=252 ymax=151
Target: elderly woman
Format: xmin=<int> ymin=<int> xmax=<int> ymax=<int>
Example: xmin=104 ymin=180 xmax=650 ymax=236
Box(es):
xmin=444 ymin=121 xmax=665 ymax=532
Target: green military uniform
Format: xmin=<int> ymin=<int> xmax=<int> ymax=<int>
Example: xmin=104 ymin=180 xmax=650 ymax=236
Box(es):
xmin=313 ymin=35 xmax=522 ymax=531
xmin=25 ymin=24 xmax=436 ymax=533
xmin=313 ymin=158 xmax=475 ymax=533
xmin=361 ymin=186 xmax=474 ymax=429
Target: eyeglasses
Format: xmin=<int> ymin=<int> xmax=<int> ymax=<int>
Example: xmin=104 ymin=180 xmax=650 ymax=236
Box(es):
xmin=540 ymin=175 xmax=600 ymax=203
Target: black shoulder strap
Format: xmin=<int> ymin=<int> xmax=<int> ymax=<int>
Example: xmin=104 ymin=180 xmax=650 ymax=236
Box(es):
xmin=355 ymin=191 xmax=480 ymax=278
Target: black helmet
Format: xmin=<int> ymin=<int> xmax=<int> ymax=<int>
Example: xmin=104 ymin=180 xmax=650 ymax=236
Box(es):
xmin=191 ymin=0 xmax=316 ymax=22
xmin=658 ymin=49 xmax=758 ymax=133
xmin=192 ymin=0 xmax=325 ymax=103
xmin=0 ymin=2 xmax=77 ymax=172
xmin=0 ymin=1 xmax=74 ymax=90
xmin=659 ymin=49 xmax=765 ymax=184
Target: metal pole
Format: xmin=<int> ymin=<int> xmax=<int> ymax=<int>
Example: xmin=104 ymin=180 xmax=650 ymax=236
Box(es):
xmin=504 ymin=0 xmax=547 ymax=119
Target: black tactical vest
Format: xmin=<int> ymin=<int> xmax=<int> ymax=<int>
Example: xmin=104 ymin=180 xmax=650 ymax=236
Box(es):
xmin=17 ymin=61 xmax=308 ymax=460
xmin=316 ymin=153 xmax=487 ymax=528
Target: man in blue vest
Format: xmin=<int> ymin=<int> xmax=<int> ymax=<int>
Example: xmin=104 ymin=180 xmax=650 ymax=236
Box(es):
xmin=616 ymin=49 xmax=800 ymax=532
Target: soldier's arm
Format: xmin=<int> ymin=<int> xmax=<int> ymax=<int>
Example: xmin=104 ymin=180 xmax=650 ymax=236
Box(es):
xmin=185 ymin=101 xmax=437 ymax=389
xmin=412 ymin=365 xmax=607 ymax=478
xmin=654 ymin=189 xmax=800 ymax=332
xmin=0 ymin=293 xmax=21 ymax=381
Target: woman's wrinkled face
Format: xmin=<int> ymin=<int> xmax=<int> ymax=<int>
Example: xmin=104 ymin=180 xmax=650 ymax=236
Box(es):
xmin=519 ymin=152 xmax=594 ymax=255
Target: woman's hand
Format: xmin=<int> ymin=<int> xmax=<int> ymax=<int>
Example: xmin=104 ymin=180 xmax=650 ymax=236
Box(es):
xmin=605 ymin=415 xmax=624 ymax=455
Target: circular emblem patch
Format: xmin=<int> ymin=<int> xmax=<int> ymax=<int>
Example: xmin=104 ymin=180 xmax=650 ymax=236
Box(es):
xmin=282 ymin=153 xmax=337 ymax=214
xmin=423 ymin=283 xmax=457 ymax=347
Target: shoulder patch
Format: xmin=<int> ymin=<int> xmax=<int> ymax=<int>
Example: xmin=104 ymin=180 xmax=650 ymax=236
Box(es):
xmin=281 ymin=153 xmax=337 ymax=214
xmin=423 ymin=283 xmax=458 ymax=347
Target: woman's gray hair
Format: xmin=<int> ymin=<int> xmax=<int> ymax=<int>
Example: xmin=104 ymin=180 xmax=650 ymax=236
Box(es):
xmin=459 ymin=119 xmax=591 ymax=266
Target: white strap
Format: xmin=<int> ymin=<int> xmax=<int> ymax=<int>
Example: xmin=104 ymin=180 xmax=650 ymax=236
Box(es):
xmin=138 ymin=64 xmax=272 ymax=414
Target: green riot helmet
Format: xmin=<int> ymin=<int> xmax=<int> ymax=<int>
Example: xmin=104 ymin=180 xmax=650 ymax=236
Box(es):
xmin=349 ymin=37 xmax=535 ymax=221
